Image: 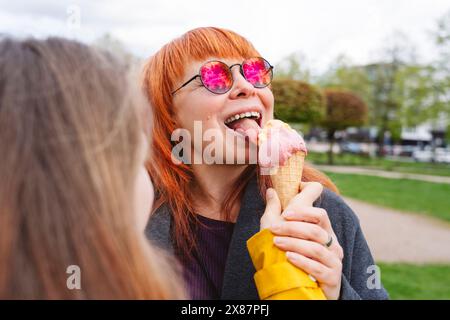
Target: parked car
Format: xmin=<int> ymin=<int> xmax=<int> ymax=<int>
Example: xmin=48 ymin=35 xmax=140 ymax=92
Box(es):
xmin=435 ymin=148 xmax=450 ymax=164
xmin=413 ymin=149 xmax=433 ymax=162
xmin=340 ymin=142 xmax=362 ymax=154
xmin=413 ymin=148 xmax=450 ymax=163
xmin=398 ymin=145 xmax=417 ymax=157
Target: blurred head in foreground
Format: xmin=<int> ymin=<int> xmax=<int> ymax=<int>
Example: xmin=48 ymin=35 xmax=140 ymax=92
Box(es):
xmin=0 ymin=37 xmax=185 ymax=299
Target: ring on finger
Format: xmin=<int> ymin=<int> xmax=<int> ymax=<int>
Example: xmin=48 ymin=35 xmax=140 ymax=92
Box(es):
xmin=324 ymin=234 xmax=333 ymax=248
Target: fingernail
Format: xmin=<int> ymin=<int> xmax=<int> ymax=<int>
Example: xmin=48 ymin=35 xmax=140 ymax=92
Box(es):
xmin=308 ymin=274 xmax=317 ymax=282
xmin=286 ymin=251 xmax=297 ymax=260
xmin=273 ymin=237 xmax=284 ymax=245
xmin=282 ymin=211 xmax=294 ymax=218
xmin=266 ymin=188 xmax=274 ymax=200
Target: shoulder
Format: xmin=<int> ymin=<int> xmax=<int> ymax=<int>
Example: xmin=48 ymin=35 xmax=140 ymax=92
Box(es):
xmin=314 ymin=188 xmax=360 ymax=238
xmin=148 ymin=202 xmax=172 ymax=227
xmin=145 ymin=203 xmax=173 ymax=252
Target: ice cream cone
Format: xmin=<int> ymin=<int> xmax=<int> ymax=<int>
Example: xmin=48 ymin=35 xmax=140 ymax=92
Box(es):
xmin=270 ymin=150 xmax=306 ymax=210
xmin=258 ymin=119 xmax=308 ymax=209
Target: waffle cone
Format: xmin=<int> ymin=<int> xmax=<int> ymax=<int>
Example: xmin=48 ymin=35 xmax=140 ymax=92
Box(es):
xmin=270 ymin=151 xmax=306 ymax=210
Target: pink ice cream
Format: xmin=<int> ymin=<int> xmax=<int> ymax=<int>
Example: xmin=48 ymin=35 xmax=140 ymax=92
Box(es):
xmin=258 ymin=119 xmax=307 ymax=169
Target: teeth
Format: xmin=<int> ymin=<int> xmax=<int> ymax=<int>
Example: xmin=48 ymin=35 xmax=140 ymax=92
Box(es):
xmin=224 ymin=111 xmax=261 ymax=124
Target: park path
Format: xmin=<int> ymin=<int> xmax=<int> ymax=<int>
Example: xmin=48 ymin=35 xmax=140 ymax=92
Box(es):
xmin=314 ymin=165 xmax=450 ymax=184
xmin=343 ymin=197 xmax=450 ymax=263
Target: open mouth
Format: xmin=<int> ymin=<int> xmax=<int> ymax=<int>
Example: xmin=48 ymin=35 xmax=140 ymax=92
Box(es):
xmin=224 ymin=111 xmax=262 ymax=144
xmin=224 ymin=111 xmax=262 ymax=130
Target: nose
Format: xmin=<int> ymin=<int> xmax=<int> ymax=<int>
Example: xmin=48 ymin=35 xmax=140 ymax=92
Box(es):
xmin=228 ymin=65 xmax=256 ymax=99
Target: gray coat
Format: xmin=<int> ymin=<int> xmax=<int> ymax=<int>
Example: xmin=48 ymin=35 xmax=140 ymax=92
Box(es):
xmin=145 ymin=175 xmax=389 ymax=300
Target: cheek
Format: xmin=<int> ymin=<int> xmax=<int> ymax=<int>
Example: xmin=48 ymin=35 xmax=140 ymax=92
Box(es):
xmin=175 ymin=96 xmax=225 ymax=134
xmin=262 ymin=89 xmax=275 ymax=120
xmin=134 ymin=166 xmax=154 ymax=231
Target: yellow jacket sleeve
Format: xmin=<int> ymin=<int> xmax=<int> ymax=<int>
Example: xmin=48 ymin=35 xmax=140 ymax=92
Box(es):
xmin=247 ymin=228 xmax=327 ymax=300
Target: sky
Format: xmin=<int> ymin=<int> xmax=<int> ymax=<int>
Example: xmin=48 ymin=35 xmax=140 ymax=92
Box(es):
xmin=1 ymin=0 xmax=449 ymax=73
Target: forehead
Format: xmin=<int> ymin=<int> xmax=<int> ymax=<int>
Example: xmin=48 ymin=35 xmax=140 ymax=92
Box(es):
xmin=184 ymin=57 xmax=245 ymax=75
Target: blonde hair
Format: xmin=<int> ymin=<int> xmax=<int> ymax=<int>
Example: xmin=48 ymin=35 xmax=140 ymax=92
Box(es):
xmin=0 ymin=37 xmax=185 ymax=299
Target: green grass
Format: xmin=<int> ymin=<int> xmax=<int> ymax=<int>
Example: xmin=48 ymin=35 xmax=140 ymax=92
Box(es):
xmin=324 ymin=172 xmax=450 ymax=223
xmin=379 ymin=263 xmax=450 ymax=299
xmin=308 ymin=151 xmax=450 ymax=177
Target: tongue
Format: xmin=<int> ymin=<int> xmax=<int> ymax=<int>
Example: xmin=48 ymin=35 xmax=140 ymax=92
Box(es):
xmin=229 ymin=118 xmax=261 ymax=144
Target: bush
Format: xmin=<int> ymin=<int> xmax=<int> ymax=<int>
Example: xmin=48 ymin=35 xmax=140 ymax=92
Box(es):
xmin=322 ymin=89 xmax=368 ymax=130
xmin=272 ymin=79 xmax=325 ymax=124
xmin=321 ymin=89 xmax=368 ymax=164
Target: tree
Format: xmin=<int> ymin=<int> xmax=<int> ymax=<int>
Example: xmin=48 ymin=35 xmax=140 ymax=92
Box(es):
xmin=432 ymin=10 xmax=450 ymax=142
xmin=271 ymin=79 xmax=325 ymax=125
xmin=435 ymin=10 xmax=450 ymax=69
xmin=359 ymin=32 xmax=418 ymax=155
xmin=322 ymin=89 xmax=368 ymax=164
xmin=319 ymin=55 xmax=372 ymax=105
xmin=321 ymin=33 xmax=425 ymax=155
xmin=394 ymin=64 xmax=438 ymax=128
xmin=319 ymin=55 xmax=373 ymax=133
xmin=317 ymin=25 xmax=450 ymax=154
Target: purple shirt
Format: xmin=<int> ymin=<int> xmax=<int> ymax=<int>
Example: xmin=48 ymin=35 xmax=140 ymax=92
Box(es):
xmin=178 ymin=214 xmax=235 ymax=299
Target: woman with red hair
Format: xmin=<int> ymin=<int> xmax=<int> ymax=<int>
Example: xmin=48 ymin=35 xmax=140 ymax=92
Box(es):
xmin=143 ymin=27 xmax=388 ymax=300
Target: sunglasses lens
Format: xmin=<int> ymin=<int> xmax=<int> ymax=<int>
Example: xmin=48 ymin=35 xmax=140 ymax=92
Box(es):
xmin=242 ymin=57 xmax=272 ymax=88
xmin=200 ymin=61 xmax=233 ymax=94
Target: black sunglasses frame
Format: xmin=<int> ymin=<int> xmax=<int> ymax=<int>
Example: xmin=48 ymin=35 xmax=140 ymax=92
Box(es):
xmin=171 ymin=57 xmax=274 ymax=95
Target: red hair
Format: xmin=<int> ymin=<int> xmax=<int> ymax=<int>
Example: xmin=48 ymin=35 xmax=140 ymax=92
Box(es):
xmin=142 ymin=27 xmax=338 ymax=255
